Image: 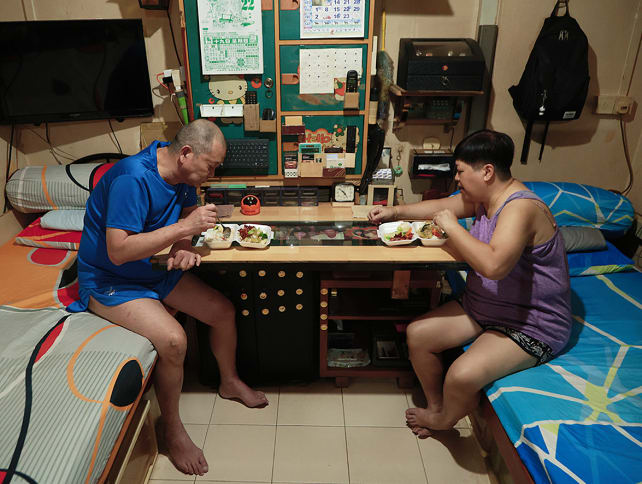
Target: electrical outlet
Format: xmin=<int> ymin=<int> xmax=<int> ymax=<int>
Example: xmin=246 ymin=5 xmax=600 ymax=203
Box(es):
xmin=595 ymin=95 xmax=634 ymax=115
xmin=614 ymin=96 xmax=634 ymax=115
xmin=595 ymin=95 xmax=617 ymax=114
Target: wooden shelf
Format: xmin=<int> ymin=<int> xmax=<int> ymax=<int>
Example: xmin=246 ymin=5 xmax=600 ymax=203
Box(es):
xmin=319 ymin=270 xmax=442 ymax=387
xmin=389 ymin=84 xmax=483 ymax=97
xmin=388 ymin=83 xmax=483 ymax=131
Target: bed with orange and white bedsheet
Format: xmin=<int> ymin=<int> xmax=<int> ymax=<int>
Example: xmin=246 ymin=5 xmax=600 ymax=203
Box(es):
xmin=0 ymin=237 xmax=157 ymax=483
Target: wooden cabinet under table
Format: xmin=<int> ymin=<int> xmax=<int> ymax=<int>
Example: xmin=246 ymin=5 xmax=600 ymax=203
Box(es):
xmin=319 ymin=270 xmax=441 ymax=388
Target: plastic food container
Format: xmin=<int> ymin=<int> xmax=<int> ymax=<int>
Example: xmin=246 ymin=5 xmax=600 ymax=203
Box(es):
xmin=377 ymin=221 xmax=417 ymax=246
xmin=203 ymin=224 xmax=237 ymax=249
xmin=236 ymin=224 xmax=273 ymax=249
xmin=412 ymin=221 xmax=449 ymax=246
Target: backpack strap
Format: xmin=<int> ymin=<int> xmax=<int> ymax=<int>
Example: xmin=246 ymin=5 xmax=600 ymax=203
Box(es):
xmin=551 ymin=0 xmax=570 ymax=17
xmin=521 ymin=119 xmax=534 ymax=164
xmin=539 ymin=121 xmax=550 ymax=161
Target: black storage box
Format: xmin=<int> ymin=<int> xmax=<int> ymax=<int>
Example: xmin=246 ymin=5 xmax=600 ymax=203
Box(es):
xmin=397 ymin=38 xmax=485 ymax=91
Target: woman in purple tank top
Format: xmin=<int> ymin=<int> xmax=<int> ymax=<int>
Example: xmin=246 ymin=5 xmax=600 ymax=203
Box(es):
xmin=368 ymin=130 xmax=571 ymax=439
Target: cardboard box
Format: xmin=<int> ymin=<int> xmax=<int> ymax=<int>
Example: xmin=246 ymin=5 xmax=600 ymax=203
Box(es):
xmin=243 ymin=103 xmax=260 ymax=131
xmin=324 ymin=152 xmax=356 ymax=169
xmin=343 ymin=92 xmax=359 ymax=110
xmin=299 ymin=153 xmax=324 ymax=177
xmin=259 ymin=118 xmax=277 ymax=133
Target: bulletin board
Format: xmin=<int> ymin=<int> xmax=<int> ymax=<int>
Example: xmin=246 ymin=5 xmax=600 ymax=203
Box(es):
xmin=180 ymin=0 xmax=375 ymax=184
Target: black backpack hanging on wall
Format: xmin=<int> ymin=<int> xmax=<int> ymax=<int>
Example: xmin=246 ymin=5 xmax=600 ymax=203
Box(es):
xmin=509 ymin=1 xmax=590 ymax=163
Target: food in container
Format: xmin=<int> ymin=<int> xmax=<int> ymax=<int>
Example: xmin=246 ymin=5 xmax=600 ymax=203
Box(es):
xmin=413 ymin=221 xmax=449 ymax=246
xmin=203 ymin=224 xmax=236 ymax=249
xmin=377 ymin=221 xmax=417 ymax=246
xmin=237 ymin=224 xmax=272 ymax=248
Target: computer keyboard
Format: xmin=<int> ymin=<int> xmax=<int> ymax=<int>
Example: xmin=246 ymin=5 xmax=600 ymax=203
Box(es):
xmin=215 ymin=138 xmax=270 ymax=175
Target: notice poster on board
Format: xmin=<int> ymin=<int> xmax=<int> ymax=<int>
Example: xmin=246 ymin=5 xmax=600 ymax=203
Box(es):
xmin=197 ymin=0 xmax=263 ymax=75
xmin=300 ymin=0 xmax=366 ymax=39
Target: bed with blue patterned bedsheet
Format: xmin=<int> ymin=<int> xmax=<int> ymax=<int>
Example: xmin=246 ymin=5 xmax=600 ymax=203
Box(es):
xmin=457 ymin=182 xmax=641 ymax=483
xmin=486 ymin=269 xmax=642 ymax=483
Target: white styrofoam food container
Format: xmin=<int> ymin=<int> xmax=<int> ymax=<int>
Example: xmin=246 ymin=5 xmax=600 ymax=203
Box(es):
xmin=412 ymin=221 xmax=449 ymax=246
xmin=203 ymin=224 xmax=237 ymax=249
xmin=377 ymin=221 xmax=417 ymax=246
xmin=236 ymin=223 xmax=273 ymax=249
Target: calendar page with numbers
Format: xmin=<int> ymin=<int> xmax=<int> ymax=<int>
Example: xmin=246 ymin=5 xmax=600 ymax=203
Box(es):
xmin=300 ymin=0 xmax=366 ymax=39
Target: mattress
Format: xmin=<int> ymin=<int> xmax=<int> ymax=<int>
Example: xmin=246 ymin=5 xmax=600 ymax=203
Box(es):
xmin=486 ymin=270 xmax=642 ymax=483
xmin=0 ymin=240 xmax=157 ymax=484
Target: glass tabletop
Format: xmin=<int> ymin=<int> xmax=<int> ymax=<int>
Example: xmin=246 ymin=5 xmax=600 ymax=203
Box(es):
xmin=225 ymin=220 xmax=383 ymax=246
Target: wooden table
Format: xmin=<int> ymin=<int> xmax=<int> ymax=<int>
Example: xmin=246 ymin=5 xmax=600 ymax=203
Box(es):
xmin=153 ymin=203 xmax=466 ymax=387
xmin=153 ymin=203 xmax=465 ymax=267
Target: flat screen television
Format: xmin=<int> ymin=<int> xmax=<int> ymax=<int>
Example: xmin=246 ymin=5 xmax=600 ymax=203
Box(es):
xmin=0 ymin=19 xmax=154 ymax=125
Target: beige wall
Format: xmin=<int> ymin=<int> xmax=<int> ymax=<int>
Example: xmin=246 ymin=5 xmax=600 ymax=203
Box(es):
xmin=0 ymin=0 xmax=640 ymax=228
xmin=377 ymin=0 xmax=642 ymax=208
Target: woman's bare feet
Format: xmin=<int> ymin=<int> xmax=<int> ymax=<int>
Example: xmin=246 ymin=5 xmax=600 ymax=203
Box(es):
xmin=219 ymin=378 xmax=269 ymax=408
xmin=405 ymin=407 xmax=434 ymax=428
xmin=406 ymin=407 xmax=455 ymax=431
xmin=409 ymin=425 xmax=432 ymax=439
xmin=163 ymin=420 xmax=209 ymax=475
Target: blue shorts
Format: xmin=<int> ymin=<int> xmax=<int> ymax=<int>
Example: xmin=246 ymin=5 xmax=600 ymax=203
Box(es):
xmin=67 ymin=270 xmax=185 ymax=312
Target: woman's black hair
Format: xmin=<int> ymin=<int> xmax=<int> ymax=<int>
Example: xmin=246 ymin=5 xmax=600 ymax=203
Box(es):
xmin=453 ymin=130 xmax=514 ymax=180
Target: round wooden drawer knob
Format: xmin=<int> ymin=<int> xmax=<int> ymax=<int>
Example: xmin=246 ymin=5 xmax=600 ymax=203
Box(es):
xmin=320 ymin=313 xmax=327 ymax=320
xmin=239 ymin=270 xmax=247 ymax=277
xmin=296 ymin=304 xmax=304 ymax=311
xmin=278 ymin=305 xmax=286 ymax=312
xmin=278 ymin=271 xmax=286 ymax=277
xmin=296 ymin=288 xmax=303 ymax=295
xmin=296 ymin=271 xmax=303 ymax=278
xmin=320 ymin=301 xmax=328 ymax=308
xmin=320 ymin=324 xmax=328 ymax=331
xmin=260 ymin=292 xmax=267 ymax=299
xmin=262 ymin=308 xmax=269 ymax=315
xmin=277 ymin=289 xmax=285 ymax=296
xmin=242 ymin=309 xmax=250 ymax=316
xmin=240 ymin=293 xmax=248 ymax=300
xmin=258 ymin=270 xmax=266 ymax=277
xmin=320 ymin=288 xmax=328 ymax=295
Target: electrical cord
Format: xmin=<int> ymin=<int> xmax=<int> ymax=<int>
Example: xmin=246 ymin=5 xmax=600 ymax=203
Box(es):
xmin=619 ymin=116 xmax=633 ymax=196
xmin=28 ymin=128 xmax=75 ymax=161
xmin=608 ymin=116 xmax=634 ymax=197
xmin=3 ymin=125 xmax=14 ymax=213
xmin=45 ymin=122 xmax=66 ymax=165
xmin=108 ymin=120 xmax=123 ymax=154
xmin=167 ymin=8 xmax=182 ymax=67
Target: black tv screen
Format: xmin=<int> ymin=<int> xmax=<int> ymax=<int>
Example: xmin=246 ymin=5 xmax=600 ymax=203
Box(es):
xmin=0 ymin=19 xmax=154 ymax=125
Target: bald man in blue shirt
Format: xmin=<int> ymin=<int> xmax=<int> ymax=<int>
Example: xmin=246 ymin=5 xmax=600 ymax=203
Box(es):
xmin=69 ymin=119 xmax=267 ymax=476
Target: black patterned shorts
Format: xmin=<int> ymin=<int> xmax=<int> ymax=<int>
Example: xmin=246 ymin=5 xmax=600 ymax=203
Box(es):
xmin=482 ymin=325 xmax=554 ymax=365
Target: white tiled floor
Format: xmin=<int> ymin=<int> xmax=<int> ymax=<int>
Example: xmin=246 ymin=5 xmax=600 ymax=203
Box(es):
xmin=150 ymin=378 xmax=492 ymax=484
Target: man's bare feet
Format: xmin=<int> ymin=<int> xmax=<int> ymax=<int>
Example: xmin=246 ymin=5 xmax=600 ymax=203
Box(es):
xmin=219 ymin=378 xmax=269 ymax=408
xmin=163 ymin=420 xmax=209 ymax=475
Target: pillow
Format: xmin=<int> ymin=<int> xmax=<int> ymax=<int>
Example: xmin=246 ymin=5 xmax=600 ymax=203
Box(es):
xmin=14 ymin=218 xmax=82 ymax=250
xmin=523 ymin=181 xmax=634 ymax=237
xmin=40 ymin=210 xmax=85 ymax=231
xmin=455 ymin=182 xmax=635 ymax=237
xmin=560 ymin=226 xmax=606 ymax=252
xmin=566 ymin=241 xmax=635 ymax=276
xmin=6 ymin=162 xmax=115 ymax=213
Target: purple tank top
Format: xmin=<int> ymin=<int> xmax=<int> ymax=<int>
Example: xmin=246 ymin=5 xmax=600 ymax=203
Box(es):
xmin=462 ymin=190 xmax=572 ymax=355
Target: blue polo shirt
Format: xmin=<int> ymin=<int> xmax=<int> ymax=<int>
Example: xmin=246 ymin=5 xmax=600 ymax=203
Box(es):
xmin=67 ymin=140 xmax=197 ymax=312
